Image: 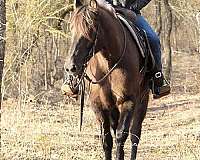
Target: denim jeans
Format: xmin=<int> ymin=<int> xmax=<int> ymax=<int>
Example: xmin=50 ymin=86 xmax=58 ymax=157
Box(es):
xmin=135 ymin=15 xmax=162 ymax=70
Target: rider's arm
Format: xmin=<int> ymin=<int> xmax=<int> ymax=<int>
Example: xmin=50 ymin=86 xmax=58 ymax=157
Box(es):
xmin=130 ymin=0 xmax=151 ymax=13
xmin=137 ymin=0 xmax=151 ymax=10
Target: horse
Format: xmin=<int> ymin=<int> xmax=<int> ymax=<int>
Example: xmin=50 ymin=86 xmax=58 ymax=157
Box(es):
xmin=61 ymin=0 xmax=150 ymax=159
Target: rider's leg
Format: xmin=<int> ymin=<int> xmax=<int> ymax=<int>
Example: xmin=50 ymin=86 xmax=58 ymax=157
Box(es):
xmin=135 ymin=14 xmax=162 ymax=72
xmin=134 ymin=14 xmax=170 ymax=98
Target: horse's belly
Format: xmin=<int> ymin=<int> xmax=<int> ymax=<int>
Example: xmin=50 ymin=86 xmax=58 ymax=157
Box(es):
xmin=110 ymin=68 xmax=139 ymax=104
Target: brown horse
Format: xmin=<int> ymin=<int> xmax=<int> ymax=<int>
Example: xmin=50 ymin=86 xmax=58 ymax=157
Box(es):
xmin=61 ymin=0 xmax=150 ymax=159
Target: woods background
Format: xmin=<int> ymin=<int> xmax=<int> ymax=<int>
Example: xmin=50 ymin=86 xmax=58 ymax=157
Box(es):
xmin=2 ymin=0 xmax=199 ymax=99
xmin=1 ymin=0 xmax=200 ymax=160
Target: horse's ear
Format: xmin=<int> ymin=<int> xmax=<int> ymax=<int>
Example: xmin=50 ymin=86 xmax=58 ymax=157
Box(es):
xmin=89 ymin=0 xmax=98 ymax=9
xmin=74 ymin=0 xmax=83 ymax=8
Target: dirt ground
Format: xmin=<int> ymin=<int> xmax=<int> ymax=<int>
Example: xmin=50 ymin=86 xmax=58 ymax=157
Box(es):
xmin=1 ymin=52 xmax=200 ymax=160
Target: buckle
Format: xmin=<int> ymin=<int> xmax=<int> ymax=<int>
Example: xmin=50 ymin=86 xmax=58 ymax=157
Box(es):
xmin=155 ymin=72 xmax=162 ymax=78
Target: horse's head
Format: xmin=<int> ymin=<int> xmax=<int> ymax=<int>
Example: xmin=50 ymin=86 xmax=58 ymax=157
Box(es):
xmin=67 ymin=7 xmax=98 ymax=73
xmin=62 ymin=0 xmax=119 ymax=96
xmin=62 ymin=0 xmax=100 ymax=96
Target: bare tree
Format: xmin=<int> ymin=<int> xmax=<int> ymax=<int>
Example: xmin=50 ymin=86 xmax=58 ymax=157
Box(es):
xmin=155 ymin=0 xmax=162 ymax=36
xmin=197 ymin=12 xmax=200 ymax=53
xmin=0 ymin=0 xmax=6 ymax=108
xmin=163 ymin=0 xmax=173 ymax=81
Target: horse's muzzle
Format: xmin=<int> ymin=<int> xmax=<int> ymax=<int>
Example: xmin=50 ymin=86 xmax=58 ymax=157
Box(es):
xmin=61 ymin=84 xmax=78 ymax=98
xmin=61 ymin=75 xmax=80 ymax=98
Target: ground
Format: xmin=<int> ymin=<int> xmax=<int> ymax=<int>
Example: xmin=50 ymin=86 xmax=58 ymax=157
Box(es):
xmin=1 ymin=53 xmax=200 ymax=160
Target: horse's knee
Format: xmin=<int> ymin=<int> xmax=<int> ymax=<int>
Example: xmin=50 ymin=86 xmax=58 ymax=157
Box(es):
xmin=110 ymin=107 xmax=119 ymax=133
xmin=116 ymin=130 xmax=129 ymax=144
xmin=116 ymin=100 xmax=134 ymax=143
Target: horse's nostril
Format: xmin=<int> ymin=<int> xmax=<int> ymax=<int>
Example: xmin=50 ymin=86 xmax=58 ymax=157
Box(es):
xmin=70 ymin=65 xmax=77 ymax=73
xmin=65 ymin=68 xmax=69 ymax=72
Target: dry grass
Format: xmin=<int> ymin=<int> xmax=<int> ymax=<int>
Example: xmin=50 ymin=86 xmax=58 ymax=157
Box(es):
xmin=1 ymin=53 xmax=200 ymax=160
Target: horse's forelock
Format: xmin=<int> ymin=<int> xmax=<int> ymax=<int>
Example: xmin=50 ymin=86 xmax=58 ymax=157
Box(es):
xmin=70 ymin=1 xmax=115 ymax=39
xmin=70 ymin=6 xmax=97 ymax=40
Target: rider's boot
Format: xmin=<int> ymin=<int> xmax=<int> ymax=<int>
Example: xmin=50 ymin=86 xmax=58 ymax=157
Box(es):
xmin=151 ymin=66 xmax=171 ymax=99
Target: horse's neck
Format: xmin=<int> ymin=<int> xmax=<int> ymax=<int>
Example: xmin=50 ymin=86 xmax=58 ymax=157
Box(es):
xmin=99 ymin=8 xmax=124 ymax=61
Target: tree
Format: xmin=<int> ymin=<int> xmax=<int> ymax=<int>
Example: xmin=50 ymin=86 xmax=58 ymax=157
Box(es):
xmin=0 ymin=0 xmax=6 ymax=108
xmin=163 ymin=0 xmax=173 ymax=81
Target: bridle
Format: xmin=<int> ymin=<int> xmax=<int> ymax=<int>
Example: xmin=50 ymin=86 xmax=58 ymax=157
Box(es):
xmin=64 ymin=11 xmax=127 ymax=86
xmin=63 ymin=23 xmax=100 ymax=91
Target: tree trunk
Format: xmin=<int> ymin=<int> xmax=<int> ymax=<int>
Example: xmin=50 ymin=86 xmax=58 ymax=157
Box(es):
xmin=173 ymin=17 xmax=178 ymax=52
xmin=0 ymin=0 xmax=6 ymax=108
xmin=155 ymin=0 xmax=162 ymax=37
xmin=44 ymin=31 xmax=48 ymax=90
xmin=197 ymin=13 xmax=200 ymax=53
xmin=163 ymin=0 xmax=173 ymax=81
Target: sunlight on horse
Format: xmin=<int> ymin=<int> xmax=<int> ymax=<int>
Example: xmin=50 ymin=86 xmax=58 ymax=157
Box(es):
xmin=62 ymin=0 xmax=150 ymax=159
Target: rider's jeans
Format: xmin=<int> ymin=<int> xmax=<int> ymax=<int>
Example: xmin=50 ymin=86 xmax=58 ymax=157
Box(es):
xmin=135 ymin=15 xmax=162 ymax=70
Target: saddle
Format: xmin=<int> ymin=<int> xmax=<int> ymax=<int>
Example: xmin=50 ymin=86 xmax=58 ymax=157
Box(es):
xmin=115 ymin=7 xmax=155 ymax=73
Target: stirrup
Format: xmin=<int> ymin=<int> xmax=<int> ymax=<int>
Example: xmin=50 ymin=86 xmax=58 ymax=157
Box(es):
xmin=155 ymin=72 xmax=162 ymax=79
xmin=152 ymin=79 xmax=171 ymax=99
xmin=153 ymin=71 xmax=163 ymax=87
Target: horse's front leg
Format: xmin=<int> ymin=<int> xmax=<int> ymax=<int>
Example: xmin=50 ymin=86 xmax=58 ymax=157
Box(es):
xmin=101 ymin=112 xmax=113 ymax=160
xmin=130 ymin=94 xmax=149 ymax=160
xmin=92 ymin=103 xmax=113 ymax=160
xmin=116 ymin=100 xmax=135 ymax=160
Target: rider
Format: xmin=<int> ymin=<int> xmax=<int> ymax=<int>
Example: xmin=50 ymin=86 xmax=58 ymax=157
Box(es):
xmin=106 ymin=0 xmax=170 ymax=98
